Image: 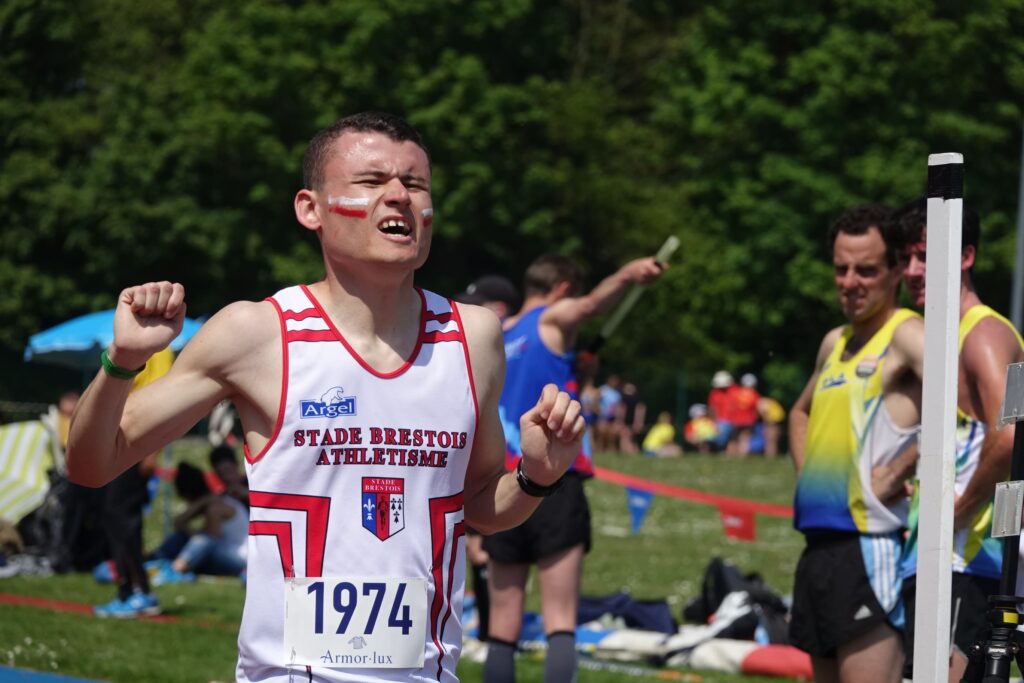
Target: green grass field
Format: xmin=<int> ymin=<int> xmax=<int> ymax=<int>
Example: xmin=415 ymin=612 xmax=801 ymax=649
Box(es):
xmin=0 ymin=441 xmax=804 ymax=682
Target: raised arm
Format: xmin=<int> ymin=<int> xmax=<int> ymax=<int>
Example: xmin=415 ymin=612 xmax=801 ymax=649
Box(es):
xmin=66 ymin=283 xmax=275 ymax=487
xmin=458 ymin=304 xmax=585 ymax=534
xmin=953 ymin=319 xmax=1024 ymax=530
xmin=540 ymin=257 xmax=664 ymax=348
xmin=789 ymin=327 xmax=842 ymax=473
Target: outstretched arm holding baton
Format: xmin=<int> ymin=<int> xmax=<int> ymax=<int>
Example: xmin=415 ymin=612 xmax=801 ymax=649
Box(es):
xmin=585 ymin=235 xmax=680 ymax=354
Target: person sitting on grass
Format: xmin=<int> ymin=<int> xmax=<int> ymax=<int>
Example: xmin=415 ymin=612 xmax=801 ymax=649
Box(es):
xmin=642 ymin=411 xmax=683 ymax=457
xmin=150 ymin=461 xmax=247 ymax=584
xmin=208 ymin=444 xmax=249 ymax=507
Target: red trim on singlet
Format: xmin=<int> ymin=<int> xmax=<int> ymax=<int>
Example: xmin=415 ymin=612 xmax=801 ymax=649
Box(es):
xmin=250 ymin=491 xmax=332 ymax=577
xmin=281 ymin=309 xmax=321 ymax=321
xmin=249 ymin=520 xmax=295 ymax=577
xmin=435 ymin=520 xmax=466 ymax=681
xmin=420 ymin=330 xmax=463 ymax=343
xmin=449 ymin=301 xmax=480 ymax=447
xmin=426 ymin=311 xmax=453 ymax=325
xmin=244 ymin=297 xmax=289 ymax=465
xmin=284 ymin=329 xmax=335 ymax=343
xmin=428 ymin=493 xmax=464 ymax=677
xmin=299 ymin=284 xmax=427 ymax=379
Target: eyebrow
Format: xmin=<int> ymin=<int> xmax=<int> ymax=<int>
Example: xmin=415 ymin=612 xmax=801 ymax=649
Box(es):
xmin=353 ymin=170 xmax=430 ymax=184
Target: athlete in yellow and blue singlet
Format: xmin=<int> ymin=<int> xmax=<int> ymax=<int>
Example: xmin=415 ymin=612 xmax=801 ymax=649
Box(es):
xmin=788 ymin=205 xmax=925 ymax=682
xmin=901 ymin=306 xmax=1024 ymax=583
xmin=795 ymin=308 xmax=921 ymax=537
xmin=892 ymin=197 xmax=1024 ymax=681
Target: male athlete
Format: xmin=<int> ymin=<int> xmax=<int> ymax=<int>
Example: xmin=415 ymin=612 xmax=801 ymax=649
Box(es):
xmin=66 ymin=112 xmax=585 ymax=683
xmin=483 ymin=253 xmax=663 ymax=683
xmin=886 ymin=199 xmax=1024 ymax=682
xmin=788 ymin=204 xmax=925 ymax=683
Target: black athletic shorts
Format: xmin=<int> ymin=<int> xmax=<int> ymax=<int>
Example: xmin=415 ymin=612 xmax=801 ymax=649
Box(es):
xmin=901 ymin=572 xmax=1000 ymax=679
xmin=482 ymin=472 xmax=591 ymax=564
xmin=789 ymin=532 xmax=902 ymax=658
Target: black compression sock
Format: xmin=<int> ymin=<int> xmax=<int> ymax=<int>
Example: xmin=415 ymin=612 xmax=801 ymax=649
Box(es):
xmin=545 ymin=631 xmax=577 ymax=683
xmin=483 ymin=637 xmax=516 ymax=683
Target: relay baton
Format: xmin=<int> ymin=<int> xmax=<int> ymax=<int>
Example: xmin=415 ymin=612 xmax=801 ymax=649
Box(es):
xmin=588 ymin=235 xmax=679 ymax=352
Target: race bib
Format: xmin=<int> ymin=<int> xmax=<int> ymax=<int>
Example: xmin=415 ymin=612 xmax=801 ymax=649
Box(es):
xmin=283 ymin=576 xmax=427 ymax=668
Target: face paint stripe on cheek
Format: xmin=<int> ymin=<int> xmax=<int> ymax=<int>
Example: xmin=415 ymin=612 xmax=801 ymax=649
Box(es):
xmin=422 ymin=208 xmax=433 ymax=228
xmin=327 ymin=195 xmax=369 ymax=219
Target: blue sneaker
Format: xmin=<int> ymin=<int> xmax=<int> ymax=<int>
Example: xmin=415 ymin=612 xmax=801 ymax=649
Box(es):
xmin=151 ymin=564 xmax=195 ymax=586
xmin=94 ymin=591 xmax=161 ymax=618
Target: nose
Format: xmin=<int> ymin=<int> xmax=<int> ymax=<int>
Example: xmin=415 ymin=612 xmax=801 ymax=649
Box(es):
xmin=382 ymin=177 xmax=411 ymax=206
xmin=836 ymin=269 xmax=856 ymax=290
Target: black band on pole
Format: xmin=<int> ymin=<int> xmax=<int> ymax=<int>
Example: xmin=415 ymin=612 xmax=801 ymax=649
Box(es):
xmin=927 ymin=162 xmax=964 ymax=200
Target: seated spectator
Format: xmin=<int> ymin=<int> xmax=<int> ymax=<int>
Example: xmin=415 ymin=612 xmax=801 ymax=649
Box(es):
xmin=209 ymin=445 xmax=248 ymax=507
xmin=149 ymin=462 xmax=247 ymax=584
xmin=642 ymin=412 xmax=683 ymax=457
xmin=618 ymin=382 xmax=647 ymax=455
xmin=683 ymin=404 xmax=719 ymax=453
xmin=757 ymin=395 xmax=786 ymax=459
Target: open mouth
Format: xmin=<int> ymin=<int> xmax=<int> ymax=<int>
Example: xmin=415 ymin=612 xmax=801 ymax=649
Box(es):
xmin=378 ymin=219 xmax=411 ymax=237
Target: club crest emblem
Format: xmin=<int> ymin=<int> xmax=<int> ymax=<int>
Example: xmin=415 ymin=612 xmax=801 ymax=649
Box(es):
xmin=855 ymin=357 xmax=879 ymax=378
xmin=361 ymin=477 xmax=405 ymax=541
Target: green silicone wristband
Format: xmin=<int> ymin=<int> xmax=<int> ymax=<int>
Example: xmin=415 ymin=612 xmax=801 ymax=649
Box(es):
xmin=100 ymin=349 xmax=144 ymax=380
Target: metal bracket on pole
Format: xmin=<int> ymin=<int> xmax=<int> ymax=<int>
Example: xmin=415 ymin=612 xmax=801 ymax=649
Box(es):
xmin=992 ymin=363 xmax=1024 ymax=540
xmin=1000 ymin=362 xmax=1024 ymax=427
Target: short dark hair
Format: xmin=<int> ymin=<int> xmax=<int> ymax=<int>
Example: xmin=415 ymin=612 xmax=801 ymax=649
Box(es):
xmin=302 ymin=112 xmax=428 ymax=190
xmin=523 ymin=254 xmax=584 ymax=298
xmin=827 ymin=203 xmax=897 ymax=267
xmin=891 ymin=197 xmax=980 ymax=257
xmin=174 ymin=462 xmax=210 ymax=502
xmin=209 ymin=445 xmax=238 ymax=469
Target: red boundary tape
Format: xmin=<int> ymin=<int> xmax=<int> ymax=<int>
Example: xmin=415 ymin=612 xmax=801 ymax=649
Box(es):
xmin=0 ymin=593 xmax=234 ymax=630
xmin=593 ymin=466 xmax=793 ymax=519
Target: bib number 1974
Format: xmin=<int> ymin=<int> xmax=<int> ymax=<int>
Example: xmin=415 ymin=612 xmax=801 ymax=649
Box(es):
xmin=283 ymin=577 xmax=427 ymax=668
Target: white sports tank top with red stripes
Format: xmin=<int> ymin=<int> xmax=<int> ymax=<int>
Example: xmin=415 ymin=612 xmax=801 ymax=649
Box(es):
xmin=236 ymin=284 xmax=477 ymax=683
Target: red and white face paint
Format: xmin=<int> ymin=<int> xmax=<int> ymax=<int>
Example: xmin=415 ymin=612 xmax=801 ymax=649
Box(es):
xmin=421 ymin=208 xmax=433 ymax=228
xmin=327 ymin=195 xmax=369 ymax=219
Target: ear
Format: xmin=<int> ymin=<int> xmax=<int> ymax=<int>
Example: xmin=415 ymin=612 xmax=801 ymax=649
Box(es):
xmin=961 ymin=244 xmax=976 ymax=271
xmin=551 ymin=280 xmax=572 ymax=301
xmin=294 ymin=189 xmax=323 ymax=234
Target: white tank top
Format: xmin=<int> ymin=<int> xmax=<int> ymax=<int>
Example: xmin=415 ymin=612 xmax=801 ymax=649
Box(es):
xmin=237 ymin=285 xmax=476 ymax=683
xmin=219 ymin=495 xmax=249 ymax=561
xmin=855 ymin=402 xmax=918 ymax=532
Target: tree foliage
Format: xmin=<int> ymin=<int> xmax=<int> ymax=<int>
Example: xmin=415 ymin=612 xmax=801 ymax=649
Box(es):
xmin=2 ymin=0 xmax=1023 ymax=408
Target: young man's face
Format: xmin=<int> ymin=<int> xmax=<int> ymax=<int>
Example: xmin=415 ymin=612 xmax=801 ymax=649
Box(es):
xmin=213 ymin=460 xmax=242 ymax=486
xmin=317 ymin=131 xmax=433 ymax=271
xmin=832 ymin=226 xmax=901 ymax=324
xmin=900 ymin=230 xmax=927 ymax=308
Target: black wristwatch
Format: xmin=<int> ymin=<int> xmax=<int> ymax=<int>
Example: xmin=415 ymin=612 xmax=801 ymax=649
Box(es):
xmin=516 ymin=460 xmax=564 ymax=497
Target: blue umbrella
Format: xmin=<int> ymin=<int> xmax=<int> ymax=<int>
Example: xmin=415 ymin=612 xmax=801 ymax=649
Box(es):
xmin=24 ymin=309 xmax=204 ymax=370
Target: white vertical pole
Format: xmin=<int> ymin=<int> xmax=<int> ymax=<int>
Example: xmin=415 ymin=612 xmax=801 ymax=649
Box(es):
xmin=913 ymin=152 xmax=963 ymax=683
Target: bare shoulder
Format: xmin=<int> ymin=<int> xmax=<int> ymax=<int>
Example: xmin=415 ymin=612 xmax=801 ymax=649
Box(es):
xmin=893 ymin=312 xmax=924 ymax=338
xmin=455 ymin=302 xmax=504 ymax=395
xmin=174 ymin=299 xmax=280 ymax=378
xmin=456 ymin=302 xmax=503 ymax=358
xmin=962 ymin=315 xmax=1024 ymax=369
xmin=890 ymin=313 xmax=925 ymax=354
